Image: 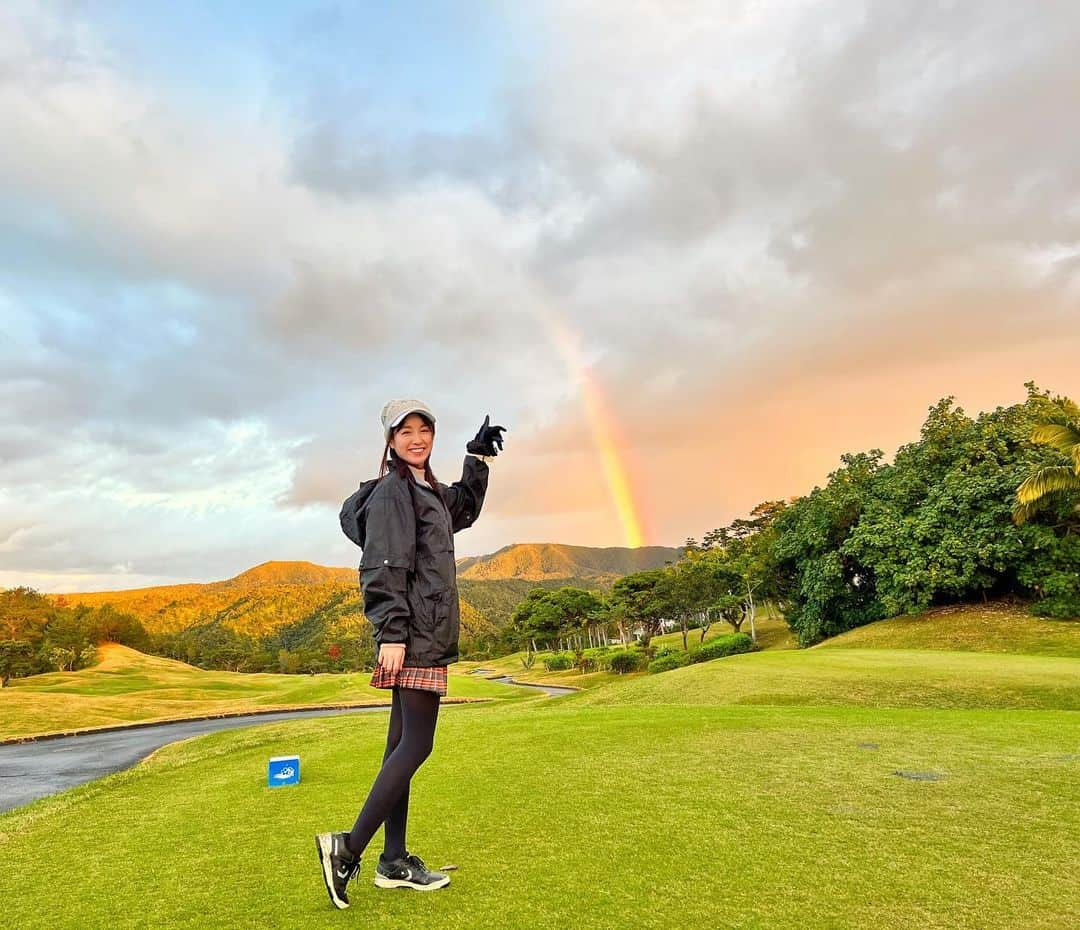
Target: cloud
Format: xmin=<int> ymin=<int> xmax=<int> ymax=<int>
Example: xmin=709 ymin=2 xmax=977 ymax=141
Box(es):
xmin=2 ymin=1 xmax=1078 ymax=590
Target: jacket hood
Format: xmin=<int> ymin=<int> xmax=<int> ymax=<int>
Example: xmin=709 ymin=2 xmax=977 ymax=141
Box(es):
xmin=339 ymin=474 xmax=397 ymax=549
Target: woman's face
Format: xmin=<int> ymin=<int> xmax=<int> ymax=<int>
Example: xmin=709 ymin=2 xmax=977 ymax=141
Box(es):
xmin=391 ymin=413 xmax=434 ymax=468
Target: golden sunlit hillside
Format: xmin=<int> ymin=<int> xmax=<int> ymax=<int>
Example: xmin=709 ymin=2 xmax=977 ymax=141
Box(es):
xmin=43 ymin=546 xmax=682 ymax=641
xmin=456 ymin=543 xmax=684 ymax=581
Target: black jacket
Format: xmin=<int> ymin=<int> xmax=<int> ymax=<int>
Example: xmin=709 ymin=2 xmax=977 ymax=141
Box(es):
xmin=339 ymin=454 xmax=489 ymax=666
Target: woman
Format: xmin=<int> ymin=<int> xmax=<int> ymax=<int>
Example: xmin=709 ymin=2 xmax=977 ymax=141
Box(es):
xmin=316 ymin=399 xmax=506 ymax=910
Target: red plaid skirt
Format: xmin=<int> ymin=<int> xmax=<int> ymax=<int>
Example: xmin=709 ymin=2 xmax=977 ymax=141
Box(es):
xmin=369 ymin=663 xmax=447 ymax=696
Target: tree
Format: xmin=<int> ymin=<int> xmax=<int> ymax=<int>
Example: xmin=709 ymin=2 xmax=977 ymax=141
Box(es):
xmin=506 ymin=587 xmax=604 ymax=652
xmin=608 ymin=570 xmax=670 ymax=646
xmin=0 ymin=586 xmax=53 ymax=642
xmin=772 ymin=450 xmax=886 ymax=645
xmin=691 ymin=501 xmax=789 ymax=644
xmin=0 ymin=640 xmax=37 ymax=685
xmin=1013 ymin=384 xmax=1080 ymax=527
xmin=772 ymin=386 xmax=1080 ymax=642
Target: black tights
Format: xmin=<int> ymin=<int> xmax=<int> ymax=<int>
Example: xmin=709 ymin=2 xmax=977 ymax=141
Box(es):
xmin=347 ymin=686 xmax=440 ymax=860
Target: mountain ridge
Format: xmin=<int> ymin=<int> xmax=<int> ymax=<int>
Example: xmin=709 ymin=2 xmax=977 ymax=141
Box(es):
xmin=43 ymin=543 xmax=685 ymax=639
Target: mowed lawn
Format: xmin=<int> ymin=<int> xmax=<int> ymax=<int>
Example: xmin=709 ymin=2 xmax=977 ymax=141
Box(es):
xmin=0 ymin=644 xmax=522 ymax=740
xmin=1 ymin=607 xmax=1077 ymax=929
xmin=567 ymin=648 xmax=1080 ymax=711
xmin=1 ymin=699 xmax=1076 ymax=929
xmin=815 ymin=601 xmax=1080 ymax=657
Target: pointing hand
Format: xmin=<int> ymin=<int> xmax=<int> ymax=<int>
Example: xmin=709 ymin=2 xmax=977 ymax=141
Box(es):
xmin=466 ymin=414 xmax=507 ymax=457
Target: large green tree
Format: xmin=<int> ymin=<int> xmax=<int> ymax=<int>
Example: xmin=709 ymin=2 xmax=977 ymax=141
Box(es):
xmin=772 ymin=386 xmax=1079 ymax=644
xmin=772 ymin=451 xmax=886 ymax=645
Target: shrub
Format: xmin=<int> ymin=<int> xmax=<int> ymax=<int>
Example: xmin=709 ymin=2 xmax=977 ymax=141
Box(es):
xmin=648 ymin=652 xmax=691 ymax=674
xmin=687 ymin=633 xmax=755 ymax=664
xmin=609 ymin=651 xmax=645 ymax=674
xmin=543 ymin=653 xmax=573 ymax=671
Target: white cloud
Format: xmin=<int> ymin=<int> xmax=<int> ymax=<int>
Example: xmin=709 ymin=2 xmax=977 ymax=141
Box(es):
xmin=2 ymin=1 xmax=1079 ymax=589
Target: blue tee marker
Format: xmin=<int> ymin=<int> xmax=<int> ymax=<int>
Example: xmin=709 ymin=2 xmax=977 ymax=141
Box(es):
xmin=268 ymin=755 xmax=300 ymax=787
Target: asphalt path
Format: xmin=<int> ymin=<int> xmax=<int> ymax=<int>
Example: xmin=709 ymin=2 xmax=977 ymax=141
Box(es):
xmin=0 ymin=677 xmax=576 ymax=813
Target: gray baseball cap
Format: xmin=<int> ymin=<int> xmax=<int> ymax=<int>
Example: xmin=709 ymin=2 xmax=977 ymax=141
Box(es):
xmin=380 ymin=398 xmax=437 ymax=441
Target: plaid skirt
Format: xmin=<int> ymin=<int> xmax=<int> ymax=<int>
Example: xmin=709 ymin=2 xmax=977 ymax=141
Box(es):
xmin=370 ymin=663 xmax=447 ymax=696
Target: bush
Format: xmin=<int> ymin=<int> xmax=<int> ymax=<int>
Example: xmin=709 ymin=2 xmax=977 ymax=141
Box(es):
xmin=647 ymin=634 xmax=754 ymax=673
xmin=609 ymin=651 xmax=645 ymax=674
xmin=543 ymin=653 xmax=573 ymax=671
xmin=648 ymin=652 xmax=691 ymax=674
xmin=687 ymin=633 xmax=755 ymax=663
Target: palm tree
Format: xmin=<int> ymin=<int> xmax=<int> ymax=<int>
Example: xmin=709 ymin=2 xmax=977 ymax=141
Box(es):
xmin=1013 ymin=394 xmax=1080 ymax=525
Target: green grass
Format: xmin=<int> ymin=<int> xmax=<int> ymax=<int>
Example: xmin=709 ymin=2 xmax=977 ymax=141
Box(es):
xmin=1 ymin=700 xmax=1076 ymax=929
xmin=2 ymin=604 xmax=1078 ymax=928
xmin=817 ymin=602 xmax=1080 ymax=657
xmin=0 ymin=643 xmax=524 ymax=740
xmin=566 ymin=648 xmax=1080 ymax=711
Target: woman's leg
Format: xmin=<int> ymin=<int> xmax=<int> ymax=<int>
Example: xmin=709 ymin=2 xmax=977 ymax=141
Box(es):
xmin=381 ymin=687 xmax=409 ymax=861
xmin=346 ymin=686 xmax=440 ymax=858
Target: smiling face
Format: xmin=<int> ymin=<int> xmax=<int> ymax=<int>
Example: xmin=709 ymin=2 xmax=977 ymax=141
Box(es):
xmin=390 ymin=412 xmax=435 ymax=469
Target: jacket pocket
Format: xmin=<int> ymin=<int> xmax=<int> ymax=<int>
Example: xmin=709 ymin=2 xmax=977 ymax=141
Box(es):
xmin=430 ymin=547 xmax=456 ymax=592
xmin=432 ymin=590 xmax=454 ymax=655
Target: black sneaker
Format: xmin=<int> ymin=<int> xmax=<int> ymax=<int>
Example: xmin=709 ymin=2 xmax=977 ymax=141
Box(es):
xmin=373 ymin=851 xmax=450 ymax=891
xmin=315 ymin=832 xmax=361 ymax=909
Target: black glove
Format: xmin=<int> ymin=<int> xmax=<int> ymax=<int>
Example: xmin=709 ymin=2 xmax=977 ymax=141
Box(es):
xmin=466 ymin=414 xmax=506 ymax=457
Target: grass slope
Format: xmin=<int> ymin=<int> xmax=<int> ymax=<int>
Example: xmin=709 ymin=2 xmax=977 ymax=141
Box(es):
xmin=816 ymin=601 xmax=1080 ymax=657
xmin=0 ymin=643 xmax=522 ymax=740
xmin=566 ymin=648 xmax=1080 ymax=711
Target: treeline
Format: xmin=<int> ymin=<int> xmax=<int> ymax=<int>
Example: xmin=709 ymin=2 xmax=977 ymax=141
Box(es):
xmin=149 ymin=611 xmax=377 ymax=675
xmin=0 ymin=586 xmax=379 ymax=684
xmin=0 ymin=587 xmax=150 ymax=685
xmin=772 ymin=384 xmax=1078 ymax=643
xmin=500 ymin=383 xmax=1079 ymax=651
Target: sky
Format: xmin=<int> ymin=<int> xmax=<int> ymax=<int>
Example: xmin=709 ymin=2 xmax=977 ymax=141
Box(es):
xmin=1 ymin=1 xmax=1077 ymax=593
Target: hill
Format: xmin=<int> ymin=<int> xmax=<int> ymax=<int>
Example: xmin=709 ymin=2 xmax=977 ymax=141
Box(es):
xmin=813 ymin=601 xmax=1080 ymax=657
xmin=48 ymin=561 xmax=357 ymax=635
xmin=455 ymin=542 xmax=684 ymax=581
xmin=45 ymin=544 xmax=682 ymax=642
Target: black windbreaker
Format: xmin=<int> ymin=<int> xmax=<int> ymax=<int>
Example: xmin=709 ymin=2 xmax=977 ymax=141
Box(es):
xmin=339 ymin=454 xmax=489 ymax=666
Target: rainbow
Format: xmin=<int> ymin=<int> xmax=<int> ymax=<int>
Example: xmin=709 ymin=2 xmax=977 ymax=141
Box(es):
xmin=534 ymin=303 xmax=649 ymax=548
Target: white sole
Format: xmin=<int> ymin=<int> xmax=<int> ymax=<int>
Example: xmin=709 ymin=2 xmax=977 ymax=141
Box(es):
xmin=315 ymin=834 xmax=350 ymax=909
xmin=373 ymin=874 xmax=451 ymax=891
